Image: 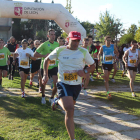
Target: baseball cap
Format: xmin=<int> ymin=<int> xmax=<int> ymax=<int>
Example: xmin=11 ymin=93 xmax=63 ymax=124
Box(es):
xmin=68 ymin=31 xmax=81 ymax=40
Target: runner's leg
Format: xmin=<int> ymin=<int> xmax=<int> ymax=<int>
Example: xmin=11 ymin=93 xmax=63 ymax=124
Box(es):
xmin=58 ymin=96 xmax=75 ymax=140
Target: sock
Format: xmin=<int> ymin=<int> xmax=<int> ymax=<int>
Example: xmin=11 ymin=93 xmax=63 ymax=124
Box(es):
xmin=0 ymin=79 xmax=2 ymax=85
xmin=30 ymin=80 xmax=32 ymax=82
xmin=39 ymin=87 xmax=41 ymax=89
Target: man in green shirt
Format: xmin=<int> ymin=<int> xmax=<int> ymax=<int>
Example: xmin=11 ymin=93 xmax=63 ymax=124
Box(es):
xmin=34 ymin=29 xmax=59 ymax=104
xmin=0 ymin=39 xmax=11 ymax=89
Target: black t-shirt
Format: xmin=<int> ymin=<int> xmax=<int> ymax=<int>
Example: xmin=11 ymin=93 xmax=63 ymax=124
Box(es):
xmin=31 ymin=47 xmax=41 ymax=66
xmin=89 ymin=44 xmax=97 ymax=54
xmin=7 ymin=43 xmax=17 ymax=52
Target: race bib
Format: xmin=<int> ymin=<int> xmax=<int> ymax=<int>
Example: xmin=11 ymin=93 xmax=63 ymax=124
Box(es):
xmin=130 ymin=59 xmax=136 ymax=64
xmin=49 ymin=60 xmax=56 ymax=66
xmin=105 ymin=55 xmax=113 ymax=61
xmin=63 ymin=73 xmax=78 ymax=81
xmin=10 ymin=52 xmax=14 ymax=57
xmin=0 ymin=53 xmax=5 ymax=60
xmin=20 ymin=60 xmax=28 ymax=66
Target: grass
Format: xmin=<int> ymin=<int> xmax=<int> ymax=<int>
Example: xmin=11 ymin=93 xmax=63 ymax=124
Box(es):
xmin=0 ymin=97 xmax=94 ymax=140
xmin=0 ymin=73 xmax=95 ymax=140
xmin=2 ymin=72 xmax=38 ymax=91
xmin=88 ymin=67 xmax=140 ymax=86
xmin=92 ymin=91 xmax=140 ymax=116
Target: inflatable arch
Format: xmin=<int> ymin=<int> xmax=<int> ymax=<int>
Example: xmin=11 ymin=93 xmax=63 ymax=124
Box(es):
xmin=0 ymin=0 xmax=86 ymax=40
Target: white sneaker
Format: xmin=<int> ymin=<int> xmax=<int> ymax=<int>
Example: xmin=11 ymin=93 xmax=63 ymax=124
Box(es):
xmin=39 ymin=87 xmax=42 ymax=93
xmin=21 ymin=92 xmax=25 ymax=98
xmin=111 ymin=78 xmax=115 ymax=83
xmin=90 ymin=76 xmax=94 ymax=81
xmin=41 ymin=97 xmax=46 ymax=104
xmin=132 ymin=92 xmax=136 ymax=97
xmin=49 ymin=98 xmax=54 ymax=106
xmin=83 ymin=89 xmax=88 ymax=96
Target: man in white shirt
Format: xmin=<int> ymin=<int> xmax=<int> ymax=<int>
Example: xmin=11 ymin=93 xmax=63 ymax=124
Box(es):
xmin=13 ymin=39 xmax=36 ymax=97
xmin=42 ymin=31 xmax=95 ymax=140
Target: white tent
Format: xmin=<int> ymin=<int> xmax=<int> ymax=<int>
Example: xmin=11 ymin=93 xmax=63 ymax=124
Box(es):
xmin=0 ymin=0 xmax=86 ymax=40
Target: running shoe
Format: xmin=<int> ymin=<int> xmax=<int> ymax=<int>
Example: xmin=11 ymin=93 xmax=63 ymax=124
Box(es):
xmin=132 ymin=92 xmax=136 ymax=97
xmin=29 ymin=81 xmax=33 ymax=87
xmin=83 ymin=89 xmax=88 ymax=96
xmin=39 ymin=87 xmax=42 ymax=93
xmin=111 ymin=78 xmax=115 ymax=83
xmin=41 ymin=97 xmax=46 ymax=104
xmin=21 ymin=92 xmax=25 ymax=98
xmin=107 ymin=93 xmax=112 ymax=100
xmin=52 ymin=96 xmax=58 ymax=111
xmin=90 ymin=76 xmax=94 ymax=81
xmin=49 ymin=97 xmax=54 ymax=106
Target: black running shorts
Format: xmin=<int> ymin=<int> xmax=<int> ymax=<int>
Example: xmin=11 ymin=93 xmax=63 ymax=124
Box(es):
xmin=57 ymin=82 xmax=81 ymax=101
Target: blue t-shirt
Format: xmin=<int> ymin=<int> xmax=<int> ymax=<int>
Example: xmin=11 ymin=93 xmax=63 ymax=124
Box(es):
xmin=102 ymin=44 xmax=114 ymax=64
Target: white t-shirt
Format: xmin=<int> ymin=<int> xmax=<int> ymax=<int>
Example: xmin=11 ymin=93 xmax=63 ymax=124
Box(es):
xmin=15 ymin=48 xmax=34 ymax=69
xmin=47 ymin=46 xmax=94 ymax=85
xmin=123 ymin=47 xmax=131 ymax=52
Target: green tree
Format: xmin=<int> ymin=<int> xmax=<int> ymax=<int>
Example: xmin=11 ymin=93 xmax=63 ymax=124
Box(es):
xmin=65 ymin=0 xmax=73 ymax=14
xmin=36 ymin=29 xmax=46 ymax=40
xmin=134 ymin=26 xmax=140 ymax=42
xmin=119 ymin=34 xmax=134 ymax=46
xmin=12 ymin=18 xmax=21 ymax=40
xmin=61 ymin=32 xmax=68 ymax=39
xmin=95 ymin=10 xmax=123 ymax=42
xmin=127 ymin=24 xmax=137 ymax=36
xmin=80 ymin=21 xmax=94 ymax=36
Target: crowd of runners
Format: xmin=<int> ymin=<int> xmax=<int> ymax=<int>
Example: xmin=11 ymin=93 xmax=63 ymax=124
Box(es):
xmin=0 ymin=29 xmax=140 ymax=140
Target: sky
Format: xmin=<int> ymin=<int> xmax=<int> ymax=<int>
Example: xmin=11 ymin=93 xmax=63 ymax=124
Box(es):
xmin=13 ymin=0 xmax=140 ymax=30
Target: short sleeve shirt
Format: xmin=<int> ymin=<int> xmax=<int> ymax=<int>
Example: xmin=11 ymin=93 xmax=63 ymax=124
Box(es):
xmin=15 ymin=48 xmax=34 ymax=69
xmin=47 ymin=46 xmax=94 ymax=85
xmin=0 ymin=47 xmax=11 ymax=66
xmin=36 ymin=41 xmax=59 ymax=69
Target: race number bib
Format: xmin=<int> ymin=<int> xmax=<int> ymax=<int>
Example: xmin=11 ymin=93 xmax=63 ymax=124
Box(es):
xmin=0 ymin=53 xmax=5 ymax=60
xmin=63 ymin=73 xmax=78 ymax=81
xmin=20 ymin=60 xmax=28 ymax=66
xmin=10 ymin=52 xmax=14 ymax=57
xmin=130 ymin=59 xmax=136 ymax=64
xmin=49 ymin=60 xmax=56 ymax=66
xmin=105 ymin=55 xmax=113 ymax=62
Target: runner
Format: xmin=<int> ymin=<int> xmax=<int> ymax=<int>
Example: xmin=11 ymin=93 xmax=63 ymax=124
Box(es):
xmin=57 ymin=36 xmax=65 ymax=46
xmin=98 ymin=35 xmax=119 ymax=99
xmin=82 ymin=37 xmax=91 ymax=95
xmin=42 ymin=31 xmax=95 ymax=140
xmin=13 ymin=39 xmax=36 ymax=97
xmin=95 ymin=41 xmax=101 ymax=73
xmin=110 ymin=41 xmax=118 ymax=83
xmin=5 ymin=36 xmax=18 ymax=80
xmin=0 ymin=39 xmax=11 ymax=89
xmin=137 ymin=42 xmax=140 ymax=73
xmin=123 ymin=40 xmax=140 ymax=97
xmin=87 ymin=35 xmax=97 ymax=81
xmin=29 ymin=40 xmax=42 ymax=93
xmin=34 ymin=29 xmax=59 ymax=104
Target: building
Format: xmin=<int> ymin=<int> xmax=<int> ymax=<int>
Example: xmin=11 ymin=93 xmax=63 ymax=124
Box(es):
xmin=0 ymin=0 xmax=12 ymax=43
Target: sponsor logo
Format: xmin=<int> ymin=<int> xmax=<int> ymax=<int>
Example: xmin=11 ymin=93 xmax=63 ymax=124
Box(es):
xmin=65 ymin=20 xmax=69 ymax=28
xmin=14 ymin=3 xmax=23 ymax=16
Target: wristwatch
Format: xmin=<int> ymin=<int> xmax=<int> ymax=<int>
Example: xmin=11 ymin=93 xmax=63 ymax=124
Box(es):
xmin=84 ymin=69 xmax=88 ymax=74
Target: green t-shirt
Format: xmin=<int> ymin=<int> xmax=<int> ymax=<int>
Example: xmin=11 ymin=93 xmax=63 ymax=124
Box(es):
xmin=0 ymin=47 xmax=11 ymax=66
xmin=36 ymin=41 xmax=59 ymax=69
